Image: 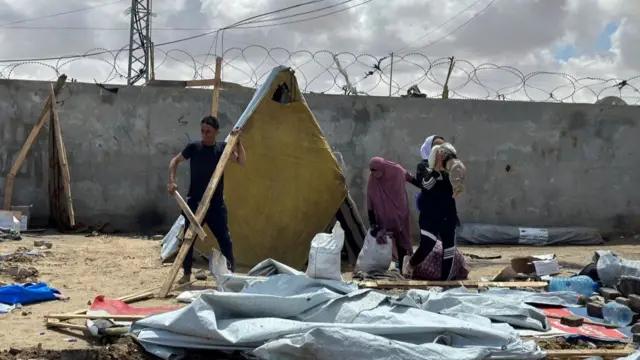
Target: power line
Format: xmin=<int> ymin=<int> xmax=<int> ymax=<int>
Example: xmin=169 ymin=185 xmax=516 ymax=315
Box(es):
xmin=0 ymin=0 xmax=374 ymax=63
xmin=200 ymin=0 xmax=329 ymax=73
xmin=0 ymin=0 xmax=126 ymax=27
xmin=393 ymin=0 xmax=485 ymax=54
xmin=233 ymin=0 xmax=373 ymax=29
xmin=403 ymin=0 xmax=498 ymax=54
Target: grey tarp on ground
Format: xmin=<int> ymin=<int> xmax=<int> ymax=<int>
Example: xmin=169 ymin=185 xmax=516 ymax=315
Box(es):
xmin=214 ymin=258 xmax=306 ymax=292
xmin=456 ymin=223 xmax=604 ymax=245
xmin=393 ymin=287 xmax=580 ymax=331
xmin=617 ymin=352 xmax=640 ymax=360
xmin=130 ymin=274 xmax=545 ymax=360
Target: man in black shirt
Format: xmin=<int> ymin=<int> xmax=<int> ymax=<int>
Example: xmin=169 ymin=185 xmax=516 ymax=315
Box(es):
xmin=167 ymin=115 xmax=246 ymax=283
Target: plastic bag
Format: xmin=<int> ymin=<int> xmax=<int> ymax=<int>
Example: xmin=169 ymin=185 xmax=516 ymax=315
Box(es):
xmin=306 ymin=221 xmax=345 ymax=281
xmin=355 ymin=229 xmax=392 ymax=273
xmin=160 ymin=216 xmax=185 ymax=260
xmin=209 ymin=248 xmax=231 ymax=279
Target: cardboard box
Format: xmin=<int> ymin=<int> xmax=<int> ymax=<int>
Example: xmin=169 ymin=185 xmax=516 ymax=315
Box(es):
xmin=510 ymin=254 xmax=560 ymax=276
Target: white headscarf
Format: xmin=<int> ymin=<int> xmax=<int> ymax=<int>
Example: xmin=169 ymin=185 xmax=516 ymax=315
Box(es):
xmin=420 ymin=135 xmax=441 ymax=160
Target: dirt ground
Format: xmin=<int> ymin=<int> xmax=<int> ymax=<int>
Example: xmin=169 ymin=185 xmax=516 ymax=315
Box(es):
xmin=0 ymin=233 xmax=639 ymax=351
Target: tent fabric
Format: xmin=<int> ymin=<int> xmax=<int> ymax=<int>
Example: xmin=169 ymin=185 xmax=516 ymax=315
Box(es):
xmin=456 ymin=223 xmax=604 ymax=246
xmin=129 ymin=274 xmax=546 ymax=360
xmin=193 ymin=66 xmax=348 ymax=269
xmin=0 ymin=282 xmax=60 ymax=305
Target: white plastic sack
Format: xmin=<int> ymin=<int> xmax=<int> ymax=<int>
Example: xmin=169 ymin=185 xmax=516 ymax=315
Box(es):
xmin=306 ymin=221 xmax=345 ymax=281
xmin=160 ymin=216 xmax=185 ymax=260
xmin=355 ymin=229 xmax=392 ymax=273
xmin=209 ymin=248 xmax=231 ymax=280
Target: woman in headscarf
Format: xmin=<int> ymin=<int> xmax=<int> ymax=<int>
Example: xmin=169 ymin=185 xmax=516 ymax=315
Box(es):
xmin=415 ymin=135 xmax=445 ymax=209
xmin=403 ymin=134 xmax=462 ymax=281
xmin=367 ymin=157 xmax=420 ymax=270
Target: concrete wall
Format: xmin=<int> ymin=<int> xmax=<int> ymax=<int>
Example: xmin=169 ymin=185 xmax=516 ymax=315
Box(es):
xmin=1 ymin=79 xmax=639 ymax=235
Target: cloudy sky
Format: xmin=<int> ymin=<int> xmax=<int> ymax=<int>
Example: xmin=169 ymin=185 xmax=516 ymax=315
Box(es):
xmin=0 ymin=0 xmax=638 ymax=103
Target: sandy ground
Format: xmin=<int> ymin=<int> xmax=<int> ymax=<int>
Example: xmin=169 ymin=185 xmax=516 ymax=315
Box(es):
xmin=0 ymin=233 xmax=639 ymax=350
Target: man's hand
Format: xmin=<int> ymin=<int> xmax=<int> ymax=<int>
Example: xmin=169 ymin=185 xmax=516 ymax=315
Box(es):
xmin=167 ymin=182 xmax=177 ymax=195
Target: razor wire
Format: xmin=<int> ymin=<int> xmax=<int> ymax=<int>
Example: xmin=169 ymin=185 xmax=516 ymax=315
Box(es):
xmin=1 ymin=44 xmax=638 ymax=104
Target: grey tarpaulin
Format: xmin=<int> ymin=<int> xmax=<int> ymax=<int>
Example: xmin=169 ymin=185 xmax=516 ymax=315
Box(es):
xmin=617 ymin=352 xmax=640 ymax=360
xmin=130 ymin=274 xmax=545 ymax=360
xmin=392 ymin=287 xmax=580 ymax=331
xmin=456 ymin=223 xmax=604 ymax=245
xmin=214 ymin=258 xmax=307 ymax=292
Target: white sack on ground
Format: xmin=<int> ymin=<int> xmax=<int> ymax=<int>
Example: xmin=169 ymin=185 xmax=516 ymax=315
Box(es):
xmin=456 ymin=223 xmax=604 ymax=246
xmin=129 ymin=274 xmax=544 ymax=360
xmin=160 ymin=216 xmax=185 ymax=260
xmin=393 ymin=287 xmax=580 ymax=331
xmin=306 ymin=221 xmax=345 ymax=281
xmin=355 ymin=230 xmax=392 ymax=273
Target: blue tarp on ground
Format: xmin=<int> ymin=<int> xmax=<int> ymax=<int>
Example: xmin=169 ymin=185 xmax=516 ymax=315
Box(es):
xmin=0 ymin=282 xmax=60 ymax=305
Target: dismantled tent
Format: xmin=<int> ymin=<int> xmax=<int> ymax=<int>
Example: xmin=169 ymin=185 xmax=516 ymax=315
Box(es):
xmin=172 ymin=66 xmax=365 ymax=269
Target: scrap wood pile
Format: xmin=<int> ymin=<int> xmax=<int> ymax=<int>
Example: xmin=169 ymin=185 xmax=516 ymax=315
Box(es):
xmin=43 ymin=282 xmax=194 ymax=343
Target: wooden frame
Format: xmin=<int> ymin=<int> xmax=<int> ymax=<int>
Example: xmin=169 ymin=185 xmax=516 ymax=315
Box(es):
xmin=3 ymin=75 xmax=67 ymax=210
xmin=49 ymin=84 xmax=75 ymax=227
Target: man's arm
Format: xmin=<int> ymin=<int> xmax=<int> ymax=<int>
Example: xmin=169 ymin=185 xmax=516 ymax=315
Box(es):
xmin=167 ymin=153 xmax=185 ymax=194
xmin=231 ymin=137 xmax=246 ymax=166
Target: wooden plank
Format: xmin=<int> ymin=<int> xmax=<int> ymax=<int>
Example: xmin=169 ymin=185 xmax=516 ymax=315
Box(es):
xmin=173 ymin=191 xmax=207 ymax=243
xmin=211 ymin=57 xmax=223 ymax=116
xmin=157 ymin=132 xmax=240 ymax=298
xmin=186 ymin=79 xmax=216 ymax=87
xmin=46 ymin=314 xmax=146 ymax=321
xmin=50 ymin=84 xmax=75 ymax=227
xmin=48 ymin=107 xmax=62 ymax=228
xmin=3 ymin=75 xmax=67 ymax=210
xmin=545 ymin=347 xmax=633 ymax=358
xmin=357 ymin=280 xmax=548 ymax=289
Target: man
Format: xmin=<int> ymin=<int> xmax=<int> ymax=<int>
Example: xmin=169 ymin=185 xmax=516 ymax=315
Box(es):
xmin=167 ymin=115 xmax=246 ymax=283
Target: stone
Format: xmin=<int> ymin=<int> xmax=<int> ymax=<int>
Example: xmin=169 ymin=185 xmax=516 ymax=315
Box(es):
xmin=560 ymin=316 xmax=584 ymax=327
xmin=616 ymin=297 xmax=631 ymax=307
xmin=629 ymin=294 xmax=640 ymax=313
xmin=587 ymin=302 xmax=604 ymax=318
xmin=631 ymin=322 xmax=640 ymax=334
xmin=588 ymin=295 xmax=605 ymax=304
xmin=634 ymin=333 xmax=640 ymax=344
xmin=33 ymin=240 xmax=44 ymax=246
xmin=599 ymin=287 xmax=621 ymax=301
xmin=152 ymin=234 xmax=164 ymax=240
xmin=619 ymin=276 xmax=640 ymax=297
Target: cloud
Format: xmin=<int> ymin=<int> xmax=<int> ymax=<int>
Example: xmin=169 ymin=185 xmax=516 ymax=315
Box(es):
xmin=0 ymin=0 xmax=638 ymax=104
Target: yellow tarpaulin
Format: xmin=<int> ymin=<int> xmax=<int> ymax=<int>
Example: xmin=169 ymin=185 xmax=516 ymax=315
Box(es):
xmin=195 ymin=67 xmax=347 ymax=269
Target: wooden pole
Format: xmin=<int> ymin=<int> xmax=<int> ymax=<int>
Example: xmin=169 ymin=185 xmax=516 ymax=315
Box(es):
xmin=442 ymin=56 xmax=455 ymax=99
xmin=3 ymin=75 xmax=67 ymax=210
xmin=173 ymin=191 xmax=208 ymax=242
xmin=157 ymin=55 xmax=229 ymax=298
xmin=49 ymin=84 xmax=75 ymax=227
xmin=211 ymin=57 xmax=222 ymax=116
xmin=45 ymin=314 xmax=146 ymax=321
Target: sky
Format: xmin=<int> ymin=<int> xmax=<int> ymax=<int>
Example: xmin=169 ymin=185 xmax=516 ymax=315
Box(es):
xmin=0 ymin=0 xmax=638 ymax=103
